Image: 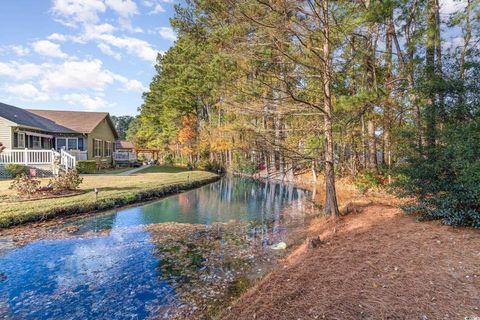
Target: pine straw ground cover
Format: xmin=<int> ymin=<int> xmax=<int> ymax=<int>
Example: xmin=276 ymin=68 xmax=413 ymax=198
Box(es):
xmin=0 ymin=171 xmax=218 ymax=228
xmin=222 ymin=199 xmax=480 ymax=320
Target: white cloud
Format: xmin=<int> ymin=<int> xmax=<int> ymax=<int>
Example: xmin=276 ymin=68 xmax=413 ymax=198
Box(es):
xmin=84 ymin=23 xmax=116 ymax=37
xmin=148 ymin=4 xmax=165 ymax=14
xmin=51 ymin=0 xmax=107 ymax=26
xmin=48 ymin=0 xmax=158 ymax=62
xmin=158 ymin=27 xmax=176 ymax=41
xmin=47 ymin=33 xmax=67 ymax=41
xmin=118 ymin=18 xmax=144 ymax=32
xmin=32 ymin=40 xmax=69 ymax=59
xmin=92 ymin=33 xmax=158 ymax=62
xmin=63 ymin=93 xmax=109 ymax=110
xmin=3 ymin=83 xmax=49 ymax=101
xmin=0 ymin=62 xmax=44 ymax=80
xmin=97 ymin=43 xmax=122 ymax=60
xmin=0 ymin=59 xmax=145 ymax=110
xmin=123 ymin=79 xmax=146 ymax=92
xmin=105 ymin=0 xmax=138 ymax=17
xmin=39 ymin=59 xmax=115 ymax=92
xmin=10 ymin=45 xmax=30 ymax=56
xmin=109 ymin=73 xmax=146 ymax=92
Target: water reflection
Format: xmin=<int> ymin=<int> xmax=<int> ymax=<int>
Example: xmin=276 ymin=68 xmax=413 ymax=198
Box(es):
xmin=0 ymin=176 xmax=310 ymax=319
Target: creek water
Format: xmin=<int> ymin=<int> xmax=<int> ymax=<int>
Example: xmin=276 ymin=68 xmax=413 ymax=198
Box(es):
xmin=0 ymin=176 xmax=312 ymax=319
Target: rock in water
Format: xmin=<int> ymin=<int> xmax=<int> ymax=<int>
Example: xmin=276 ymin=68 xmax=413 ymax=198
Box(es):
xmin=270 ymin=242 xmax=287 ymax=250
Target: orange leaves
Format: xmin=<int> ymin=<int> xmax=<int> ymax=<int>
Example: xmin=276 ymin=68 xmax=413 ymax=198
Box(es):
xmin=178 ymin=115 xmax=197 ymax=145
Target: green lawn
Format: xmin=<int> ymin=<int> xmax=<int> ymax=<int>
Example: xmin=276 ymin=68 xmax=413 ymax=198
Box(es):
xmin=0 ymin=171 xmax=218 ymax=228
xmin=136 ymin=165 xmax=189 ymax=174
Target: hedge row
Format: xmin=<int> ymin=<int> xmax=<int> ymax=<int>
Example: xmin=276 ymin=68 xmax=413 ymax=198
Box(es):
xmin=1 ymin=175 xmax=220 ymax=228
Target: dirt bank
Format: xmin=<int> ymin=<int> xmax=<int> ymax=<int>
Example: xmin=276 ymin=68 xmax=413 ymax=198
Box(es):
xmin=222 ymin=198 xmax=480 ymax=319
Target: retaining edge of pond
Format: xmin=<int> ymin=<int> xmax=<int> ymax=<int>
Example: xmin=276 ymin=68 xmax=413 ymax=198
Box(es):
xmin=1 ymin=174 xmax=221 ymax=229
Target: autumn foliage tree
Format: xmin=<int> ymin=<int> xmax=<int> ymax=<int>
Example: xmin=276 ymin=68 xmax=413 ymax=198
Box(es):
xmin=130 ymin=0 xmax=480 ymax=224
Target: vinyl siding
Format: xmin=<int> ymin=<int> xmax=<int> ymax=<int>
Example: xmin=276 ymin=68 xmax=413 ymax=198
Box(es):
xmin=87 ymin=118 xmax=116 ymax=161
xmin=0 ymin=117 xmax=14 ymax=149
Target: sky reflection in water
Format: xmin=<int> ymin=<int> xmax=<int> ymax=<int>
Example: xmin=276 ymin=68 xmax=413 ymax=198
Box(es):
xmin=0 ymin=177 xmax=309 ymax=319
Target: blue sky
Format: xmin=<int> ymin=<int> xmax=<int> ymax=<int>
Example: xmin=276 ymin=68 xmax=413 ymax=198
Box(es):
xmin=0 ymin=0 xmax=178 ymax=116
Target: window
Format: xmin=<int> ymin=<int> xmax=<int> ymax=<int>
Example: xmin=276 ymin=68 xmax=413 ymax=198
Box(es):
xmin=13 ymin=132 xmax=25 ymax=148
xmin=67 ymin=138 xmax=78 ymax=150
xmin=32 ymin=136 xmax=41 ymax=149
xmin=104 ymin=141 xmax=112 ymax=157
xmin=78 ymin=137 xmax=84 ymax=151
xmin=56 ymin=138 xmax=66 ymax=150
xmin=94 ymin=139 xmax=103 ymax=157
xmin=56 ymin=138 xmax=79 ymax=151
xmin=42 ymin=138 xmax=52 ymax=149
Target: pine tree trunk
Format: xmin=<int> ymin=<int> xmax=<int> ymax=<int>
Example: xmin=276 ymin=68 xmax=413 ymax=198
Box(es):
xmin=425 ymin=0 xmax=438 ymax=148
xmin=322 ymin=0 xmax=340 ymax=217
xmin=383 ymin=14 xmax=393 ymax=176
xmin=367 ymin=118 xmax=378 ymax=172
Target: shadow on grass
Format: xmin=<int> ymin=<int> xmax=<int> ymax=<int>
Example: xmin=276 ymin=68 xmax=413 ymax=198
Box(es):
xmin=135 ymin=166 xmax=189 ymax=174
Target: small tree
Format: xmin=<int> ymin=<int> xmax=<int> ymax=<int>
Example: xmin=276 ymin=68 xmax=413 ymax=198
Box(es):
xmin=9 ymin=174 xmax=41 ymax=197
xmin=49 ymin=170 xmax=83 ymax=191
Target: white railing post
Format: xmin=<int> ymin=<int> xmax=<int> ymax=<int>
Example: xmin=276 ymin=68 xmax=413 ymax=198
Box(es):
xmin=24 ymin=148 xmax=28 ymax=165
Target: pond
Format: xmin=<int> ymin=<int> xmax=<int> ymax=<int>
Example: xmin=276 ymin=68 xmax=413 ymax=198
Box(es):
xmin=0 ymin=176 xmax=314 ymax=319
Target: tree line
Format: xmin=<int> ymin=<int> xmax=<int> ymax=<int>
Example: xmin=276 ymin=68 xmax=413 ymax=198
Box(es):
xmin=128 ymin=0 xmax=480 ymax=226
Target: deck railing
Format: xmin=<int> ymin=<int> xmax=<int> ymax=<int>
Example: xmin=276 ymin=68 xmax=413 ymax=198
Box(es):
xmin=0 ymin=149 xmax=77 ymax=172
xmin=60 ymin=149 xmax=76 ymax=172
xmin=0 ymin=149 xmax=53 ymax=165
xmin=68 ymin=150 xmax=88 ymax=161
xmin=113 ymin=151 xmax=137 ymax=161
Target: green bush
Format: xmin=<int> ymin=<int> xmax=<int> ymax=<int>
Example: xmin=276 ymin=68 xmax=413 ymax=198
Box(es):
xmin=9 ymin=174 xmax=41 ymax=196
xmin=197 ymin=159 xmax=225 ymax=173
xmin=394 ymin=120 xmax=480 ymax=228
xmin=232 ymin=152 xmax=257 ymax=174
xmin=354 ymin=171 xmax=383 ymax=193
xmin=164 ymin=154 xmax=175 ymax=166
xmin=4 ymin=164 xmax=28 ymax=178
xmin=50 ymin=170 xmax=83 ymax=191
xmin=76 ymin=160 xmax=97 ymax=174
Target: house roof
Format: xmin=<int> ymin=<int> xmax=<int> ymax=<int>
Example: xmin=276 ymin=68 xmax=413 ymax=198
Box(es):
xmin=0 ymin=102 xmax=76 ymax=133
xmin=115 ymin=140 xmax=134 ymax=149
xmin=27 ymin=109 xmax=119 ymax=138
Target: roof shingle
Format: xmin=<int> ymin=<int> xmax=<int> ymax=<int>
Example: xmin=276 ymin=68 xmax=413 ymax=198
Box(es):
xmin=115 ymin=140 xmax=134 ymax=149
xmin=27 ymin=109 xmax=110 ymax=134
xmin=0 ymin=102 xmax=75 ymax=133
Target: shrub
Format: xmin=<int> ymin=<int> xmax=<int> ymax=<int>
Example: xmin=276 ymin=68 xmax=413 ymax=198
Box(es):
xmin=164 ymin=154 xmax=175 ymax=166
xmin=77 ymin=160 xmax=97 ymax=174
xmin=50 ymin=170 xmax=83 ymax=191
xmin=354 ymin=171 xmax=383 ymax=193
xmin=394 ymin=120 xmax=480 ymax=228
xmin=197 ymin=159 xmax=225 ymax=173
xmin=232 ymin=152 xmax=257 ymax=174
xmin=4 ymin=164 xmax=28 ymax=178
xmin=9 ymin=174 xmax=41 ymax=197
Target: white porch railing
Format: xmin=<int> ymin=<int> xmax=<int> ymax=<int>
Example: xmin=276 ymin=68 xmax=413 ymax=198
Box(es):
xmin=0 ymin=149 xmax=53 ymax=165
xmin=60 ymin=149 xmax=76 ymax=172
xmin=0 ymin=149 xmax=77 ymax=172
xmin=68 ymin=150 xmax=88 ymax=161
